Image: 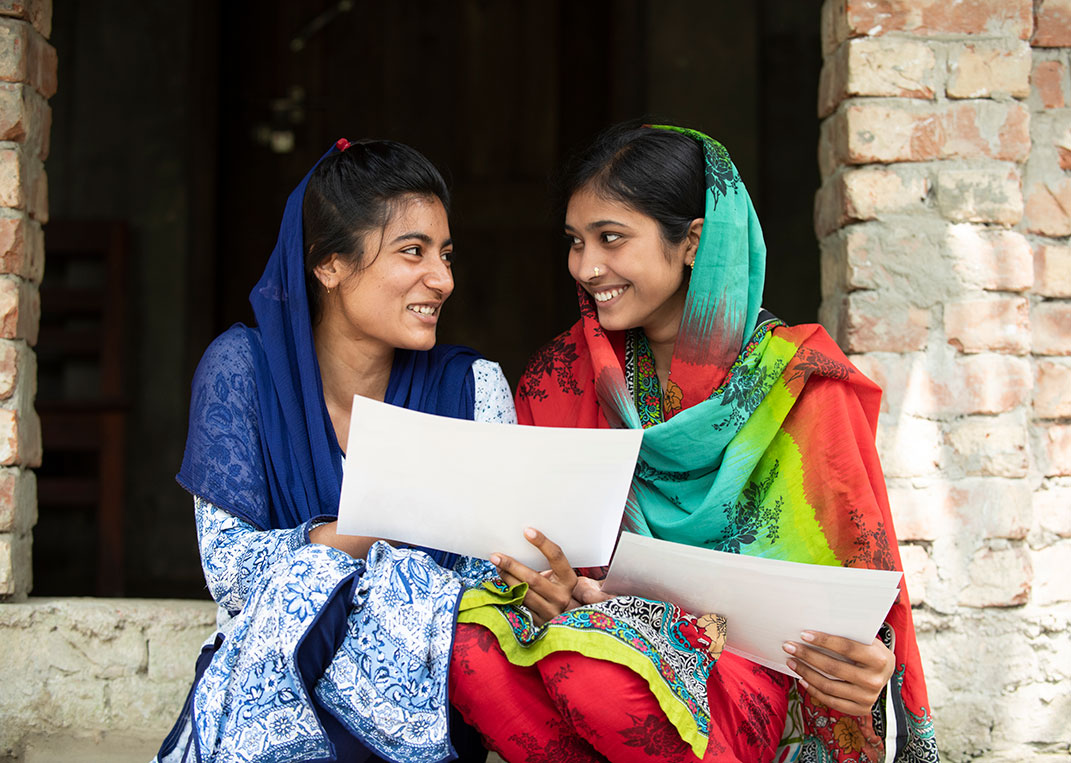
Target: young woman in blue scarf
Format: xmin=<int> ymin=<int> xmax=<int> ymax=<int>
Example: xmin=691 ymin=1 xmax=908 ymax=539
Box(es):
xmin=155 ymin=139 xmax=513 ymax=763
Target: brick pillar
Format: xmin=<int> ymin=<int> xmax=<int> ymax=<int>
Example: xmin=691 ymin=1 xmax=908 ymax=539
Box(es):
xmin=0 ymin=0 xmax=51 ymax=600
xmin=818 ymin=0 xmax=1071 ymax=757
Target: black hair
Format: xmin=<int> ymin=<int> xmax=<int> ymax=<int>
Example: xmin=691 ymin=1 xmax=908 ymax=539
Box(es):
xmin=302 ymin=139 xmax=450 ymax=322
xmin=557 ymin=120 xmax=705 ymax=245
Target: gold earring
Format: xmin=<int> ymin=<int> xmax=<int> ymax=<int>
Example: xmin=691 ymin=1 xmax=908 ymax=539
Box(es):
xmin=688 ymin=261 xmax=695 ymax=270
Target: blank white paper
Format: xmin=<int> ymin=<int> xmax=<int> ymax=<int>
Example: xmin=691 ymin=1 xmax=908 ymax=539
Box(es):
xmin=602 ymin=532 xmax=902 ymax=677
xmin=336 ymin=394 xmax=644 ymax=569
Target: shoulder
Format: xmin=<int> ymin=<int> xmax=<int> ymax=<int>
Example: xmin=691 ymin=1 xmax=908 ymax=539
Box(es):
xmin=189 ymin=325 xmax=261 ymax=409
xmin=471 ymin=359 xmax=516 ymax=425
xmin=774 ymin=323 xmax=879 ymax=391
xmin=471 ymin=358 xmax=509 ymax=388
xmin=196 ymin=325 xmax=259 ymax=377
xmin=516 ymin=321 xmax=587 ymax=403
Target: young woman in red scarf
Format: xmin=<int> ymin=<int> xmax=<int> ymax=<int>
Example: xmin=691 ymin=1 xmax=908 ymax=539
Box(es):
xmin=449 ymin=124 xmax=938 ymax=763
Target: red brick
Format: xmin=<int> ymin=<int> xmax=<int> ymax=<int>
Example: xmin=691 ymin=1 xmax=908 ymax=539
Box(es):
xmin=814 ymin=167 xmax=928 ymax=237
xmin=1058 ymin=127 xmax=1071 ymax=171
xmin=1034 ymin=542 xmax=1071 ymax=605
xmin=0 ymin=148 xmax=46 ymax=222
xmin=818 ymin=108 xmax=847 ymax=180
xmin=958 ymin=354 xmax=1033 ymax=414
xmin=819 ymin=37 xmax=936 ymax=117
xmin=854 ymin=351 xmax=1032 ymax=418
xmin=1035 ymin=0 xmax=1071 ymax=47
xmin=0 ymin=82 xmax=53 ymax=160
xmin=0 ymin=277 xmax=38 ymax=344
xmin=873 ymin=416 xmax=944 ymax=478
xmin=0 ymin=465 xmax=34 ymax=533
xmin=836 ymin=291 xmax=931 ymax=352
xmin=839 ymin=102 xmax=1030 ymax=166
xmin=889 ymin=479 xmax=1031 ymax=541
xmin=1035 ymin=243 xmax=1071 ymax=297
xmin=959 ymin=545 xmax=1032 ymax=607
xmin=1033 ymin=60 xmax=1067 ymax=109
xmin=1032 ymin=301 xmax=1071 ymax=355
xmin=0 ymin=17 xmax=53 ymax=97
xmin=0 ymin=408 xmax=37 ymax=468
xmin=1034 ymin=483 xmax=1071 ymax=537
xmin=0 ymin=531 xmax=32 ymax=597
xmin=0 ymin=0 xmax=51 ymax=38
xmin=897 ymin=545 xmax=935 ymax=605
xmin=945 ymin=297 xmax=1030 ymax=354
xmin=947 ymin=227 xmax=1032 ymax=292
xmin=1036 ymin=360 xmax=1071 ymax=418
xmin=936 ymin=167 xmax=1022 ymax=225
xmin=1024 ymin=178 xmax=1071 ymax=237
xmin=947 ymin=41 xmax=1031 ymax=100
xmin=0 ymin=339 xmax=15 ymax=399
xmin=0 ymin=408 xmax=16 ymax=465
xmin=842 ymin=0 xmax=1033 ymax=40
xmin=819 ymin=225 xmax=909 ymax=296
xmin=949 ymin=415 xmax=1029 ymax=477
xmin=1040 ymin=423 xmax=1071 ymax=476
xmin=0 ymin=214 xmax=42 ymax=282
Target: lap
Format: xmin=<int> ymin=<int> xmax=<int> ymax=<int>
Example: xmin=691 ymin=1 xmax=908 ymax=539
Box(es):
xmin=451 ymin=622 xmax=791 ymax=763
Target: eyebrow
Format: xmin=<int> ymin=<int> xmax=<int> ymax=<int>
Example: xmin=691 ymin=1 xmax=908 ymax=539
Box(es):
xmin=564 ymin=219 xmax=630 ymax=232
xmin=390 ymin=231 xmax=453 ymax=248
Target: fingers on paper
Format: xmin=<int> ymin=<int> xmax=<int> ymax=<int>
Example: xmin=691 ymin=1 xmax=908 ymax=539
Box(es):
xmin=784 ymin=633 xmax=893 ymax=716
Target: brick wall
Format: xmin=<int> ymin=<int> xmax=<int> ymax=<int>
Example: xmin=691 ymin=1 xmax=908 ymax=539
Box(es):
xmin=0 ymin=0 xmax=50 ymax=601
xmin=818 ymin=1 xmax=1071 ymax=759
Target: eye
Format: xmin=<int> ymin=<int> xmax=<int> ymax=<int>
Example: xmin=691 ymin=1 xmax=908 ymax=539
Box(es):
xmin=564 ymin=233 xmax=581 ymax=247
xmin=602 ymin=232 xmax=622 ymax=244
xmin=441 ymin=250 xmax=454 ymax=265
xmin=401 ymin=245 xmax=421 ymax=257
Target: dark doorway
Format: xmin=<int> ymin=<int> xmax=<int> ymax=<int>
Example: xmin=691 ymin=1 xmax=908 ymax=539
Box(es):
xmin=39 ymin=0 xmax=821 ymax=597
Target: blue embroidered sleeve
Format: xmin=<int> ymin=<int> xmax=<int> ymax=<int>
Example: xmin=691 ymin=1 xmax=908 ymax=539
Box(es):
xmin=194 ymin=494 xmax=318 ymax=612
xmin=472 ymin=359 xmax=516 ymax=425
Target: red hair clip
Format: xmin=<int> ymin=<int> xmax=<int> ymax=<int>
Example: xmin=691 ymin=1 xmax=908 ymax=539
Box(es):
xmin=335 ymin=138 xmax=352 ymax=152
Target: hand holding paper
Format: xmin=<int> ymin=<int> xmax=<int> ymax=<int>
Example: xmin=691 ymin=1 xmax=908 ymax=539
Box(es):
xmin=336 ymin=394 xmax=643 ymax=569
xmin=602 ymin=532 xmax=902 ymax=678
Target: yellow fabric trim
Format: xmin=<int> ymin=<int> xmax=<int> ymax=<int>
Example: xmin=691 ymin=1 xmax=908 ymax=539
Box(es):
xmin=456 ymin=602 xmax=710 ymax=759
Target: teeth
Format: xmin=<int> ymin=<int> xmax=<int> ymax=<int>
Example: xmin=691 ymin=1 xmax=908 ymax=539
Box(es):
xmin=594 ymin=287 xmax=626 ymax=303
xmin=408 ymin=305 xmax=437 ymax=316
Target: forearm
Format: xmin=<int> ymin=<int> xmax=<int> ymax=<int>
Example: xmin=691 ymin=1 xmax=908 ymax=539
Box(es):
xmin=308 ymin=522 xmax=386 ymax=559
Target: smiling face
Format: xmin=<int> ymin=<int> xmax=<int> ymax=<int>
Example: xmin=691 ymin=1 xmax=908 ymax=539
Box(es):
xmin=314 ymin=193 xmax=454 ymax=353
xmin=566 ymin=186 xmax=699 ymax=340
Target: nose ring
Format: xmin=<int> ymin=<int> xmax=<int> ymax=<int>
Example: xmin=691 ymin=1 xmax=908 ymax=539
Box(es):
xmin=592 ymin=266 xmax=601 ymax=278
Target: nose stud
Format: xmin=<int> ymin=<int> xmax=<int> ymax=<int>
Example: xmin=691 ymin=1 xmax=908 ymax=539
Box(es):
xmin=592 ymin=266 xmax=601 ymax=278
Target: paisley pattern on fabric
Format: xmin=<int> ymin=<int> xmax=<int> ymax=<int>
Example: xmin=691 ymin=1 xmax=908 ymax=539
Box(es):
xmin=458 ymin=585 xmax=726 ymax=758
xmin=193 ymin=543 xmax=357 ymax=763
xmin=315 ymin=543 xmax=467 ymax=762
xmin=192 ymin=537 xmax=495 ymax=763
xmin=194 ymin=496 xmax=311 ymax=615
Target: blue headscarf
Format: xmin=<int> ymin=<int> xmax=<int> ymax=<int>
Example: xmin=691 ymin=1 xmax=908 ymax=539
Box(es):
xmin=177 ymin=143 xmax=479 ymax=532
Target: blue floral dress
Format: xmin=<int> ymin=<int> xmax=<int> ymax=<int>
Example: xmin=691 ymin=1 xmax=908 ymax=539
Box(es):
xmin=156 ymin=360 xmax=515 ymax=763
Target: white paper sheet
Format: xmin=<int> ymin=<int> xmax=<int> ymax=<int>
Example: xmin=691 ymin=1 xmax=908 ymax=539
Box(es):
xmin=336 ymin=394 xmax=644 ymax=569
xmin=602 ymin=533 xmax=902 ymax=677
